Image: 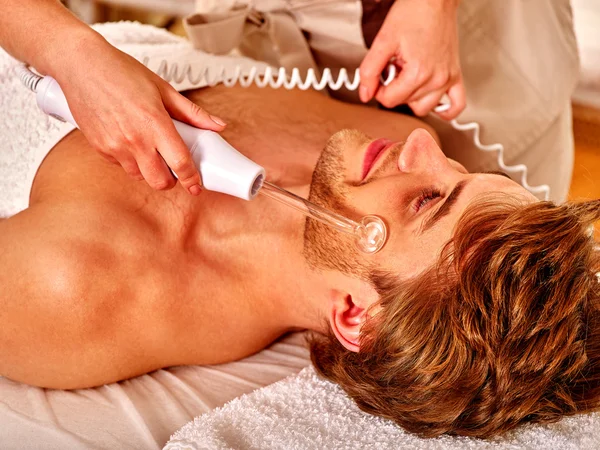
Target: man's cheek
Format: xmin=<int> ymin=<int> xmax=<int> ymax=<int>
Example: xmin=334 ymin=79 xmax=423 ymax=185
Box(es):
xmin=347 ymin=189 xmax=392 ymax=217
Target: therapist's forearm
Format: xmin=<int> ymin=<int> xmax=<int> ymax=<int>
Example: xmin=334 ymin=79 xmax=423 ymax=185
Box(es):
xmin=0 ymin=0 xmax=105 ymax=78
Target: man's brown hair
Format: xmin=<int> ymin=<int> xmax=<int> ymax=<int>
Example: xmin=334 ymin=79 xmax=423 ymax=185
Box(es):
xmin=311 ymin=197 xmax=600 ymax=438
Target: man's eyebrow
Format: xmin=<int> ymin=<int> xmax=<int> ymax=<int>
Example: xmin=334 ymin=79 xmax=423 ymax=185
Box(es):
xmin=421 ymin=179 xmax=469 ymax=233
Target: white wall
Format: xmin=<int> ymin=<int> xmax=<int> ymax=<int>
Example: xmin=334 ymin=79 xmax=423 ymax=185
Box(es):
xmin=572 ymin=0 xmax=600 ymax=107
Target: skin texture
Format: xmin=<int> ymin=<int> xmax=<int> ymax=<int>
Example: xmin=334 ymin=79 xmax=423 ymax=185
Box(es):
xmin=359 ymin=0 xmax=466 ymax=119
xmin=0 ymin=84 xmax=534 ymax=389
xmin=0 ymin=0 xmax=225 ymax=194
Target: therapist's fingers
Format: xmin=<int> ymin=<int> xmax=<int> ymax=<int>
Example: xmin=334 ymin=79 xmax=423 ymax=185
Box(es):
xmin=160 ymin=82 xmax=227 ymax=132
xmin=359 ymin=36 xmax=398 ymax=103
xmin=408 ymin=88 xmax=446 ymax=117
xmin=405 ymin=70 xmax=454 ymax=106
xmin=136 ymin=146 xmax=177 ymax=191
xmin=158 ymin=83 xmax=228 ymax=194
xmin=374 ymin=65 xmax=425 ymax=109
xmin=112 ymin=151 xmax=144 ymax=180
xmin=154 ymin=118 xmax=203 ymax=194
xmin=435 ymin=79 xmax=466 ymax=121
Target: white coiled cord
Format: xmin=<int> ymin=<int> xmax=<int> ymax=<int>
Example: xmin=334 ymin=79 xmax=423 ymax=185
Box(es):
xmin=18 ymin=58 xmax=550 ymax=200
xmin=143 ymin=58 xmax=551 ymax=201
xmin=142 ymin=56 xmax=397 ymax=91
xmin=17 ymin=64 xmax=42 ymax=92
xmin=447 ymin=119 xmax=550 ymax=199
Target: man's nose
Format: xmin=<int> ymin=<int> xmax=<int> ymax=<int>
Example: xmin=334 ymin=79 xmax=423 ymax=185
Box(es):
xmin=397 ymin=128 xmax=447 ymax=174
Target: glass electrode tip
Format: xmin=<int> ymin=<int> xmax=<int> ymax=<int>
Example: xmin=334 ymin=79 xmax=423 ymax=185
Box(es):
xmin=258 ymin=181 xmax=388 ymax=254
xmin=354 ymin=215 xmax=387 ymax=254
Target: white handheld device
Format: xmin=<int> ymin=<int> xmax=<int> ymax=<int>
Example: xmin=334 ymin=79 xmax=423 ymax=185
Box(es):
xmin=34 ymin=76 xmax=265 ymax=201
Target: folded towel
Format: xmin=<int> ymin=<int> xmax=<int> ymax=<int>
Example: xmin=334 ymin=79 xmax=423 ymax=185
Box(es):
xmin=165 ymin=365 xmax=600 ymax=450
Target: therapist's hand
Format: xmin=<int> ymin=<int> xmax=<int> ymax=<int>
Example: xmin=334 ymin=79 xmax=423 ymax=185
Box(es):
xmin=57 ymin=35 xmax=226 ymax=195
xmin=359 ymin=0 xmax=465 ymax=120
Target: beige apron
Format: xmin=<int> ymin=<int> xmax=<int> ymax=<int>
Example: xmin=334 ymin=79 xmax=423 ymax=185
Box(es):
xmin=184 ymin=0 xmax=579 ymax=202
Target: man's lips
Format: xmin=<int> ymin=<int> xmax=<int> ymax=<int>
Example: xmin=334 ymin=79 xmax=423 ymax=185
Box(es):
xmin=362 ymin=138 xmax=396 ymax=180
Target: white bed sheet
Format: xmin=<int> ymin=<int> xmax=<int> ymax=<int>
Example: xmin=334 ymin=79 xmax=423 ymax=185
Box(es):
xmin=0 ymin=332 xmax=309 ymax=450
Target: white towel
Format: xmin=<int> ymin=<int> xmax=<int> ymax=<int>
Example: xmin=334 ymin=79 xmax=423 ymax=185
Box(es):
xmin=0 ymin=21 xmax=268 ymax=218
xmin=165 ymin=365 xmax=600 ymax=450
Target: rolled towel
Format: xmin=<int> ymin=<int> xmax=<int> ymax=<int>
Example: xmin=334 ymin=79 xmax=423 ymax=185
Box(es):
xmin=165 ymin=365 xmax=600 ymax=450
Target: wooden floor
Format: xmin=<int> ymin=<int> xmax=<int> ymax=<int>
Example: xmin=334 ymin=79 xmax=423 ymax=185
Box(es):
xmin=570 ymin=103 xmax=600 ymax=237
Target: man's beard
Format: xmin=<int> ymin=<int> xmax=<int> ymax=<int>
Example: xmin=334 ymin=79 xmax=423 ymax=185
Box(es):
xmin=303 ymin=130 xmax=372 ymax=281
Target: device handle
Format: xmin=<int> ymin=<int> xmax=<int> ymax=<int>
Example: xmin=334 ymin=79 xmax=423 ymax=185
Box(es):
xmin=36 ymin=76 xmax=77 ymax=125
xmin=172 ymin=121 xmax=265 ymax=200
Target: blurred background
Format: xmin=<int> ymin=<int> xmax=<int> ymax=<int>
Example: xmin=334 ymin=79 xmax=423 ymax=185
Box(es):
xmin=61 ymin=0 xmax=600 ymax=211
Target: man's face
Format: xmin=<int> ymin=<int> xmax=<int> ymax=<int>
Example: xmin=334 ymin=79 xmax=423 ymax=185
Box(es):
xmin=304 ymin=128 xmax=538 ymax=280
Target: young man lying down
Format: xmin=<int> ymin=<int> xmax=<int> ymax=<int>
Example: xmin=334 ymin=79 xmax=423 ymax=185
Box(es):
xmin=1 ymin=84 xmax=599 ymax=438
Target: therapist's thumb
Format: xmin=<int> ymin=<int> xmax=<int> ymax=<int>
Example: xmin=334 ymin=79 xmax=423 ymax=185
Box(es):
xmin=159 ymin=83 xmax=227 ymax=131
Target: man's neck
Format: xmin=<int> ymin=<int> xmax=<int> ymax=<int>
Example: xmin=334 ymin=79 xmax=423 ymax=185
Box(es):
xmin=174 ymin=183 xmax=327 ymax=333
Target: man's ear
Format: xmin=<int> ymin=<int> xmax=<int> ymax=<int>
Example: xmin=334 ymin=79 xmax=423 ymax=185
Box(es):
xmin=329 ymin=291 xmax=370 ymax=353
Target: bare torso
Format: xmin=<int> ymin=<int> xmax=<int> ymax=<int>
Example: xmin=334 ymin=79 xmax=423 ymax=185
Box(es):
xmin=1 ymin=84 xmax=431 ymax=388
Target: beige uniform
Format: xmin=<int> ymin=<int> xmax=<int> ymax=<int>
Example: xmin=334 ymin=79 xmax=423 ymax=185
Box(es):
xmin=185 ymin=0 xmax=579 ymax=202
